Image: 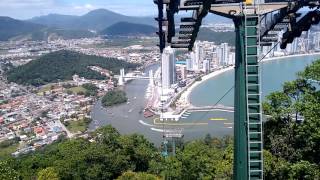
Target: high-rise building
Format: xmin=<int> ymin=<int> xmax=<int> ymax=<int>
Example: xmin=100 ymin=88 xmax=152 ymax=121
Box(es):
xmin=290 ymin=38 xmax=298 ymax=54
xmin=313 ymin=32 xmax=320 ymax=50
xmin=228 ymin=52 xmax=235 ymax=65
xmin=193 ymin=41 xmax=204 ymax=71
xmin=162 ymin=46 xmax=176 ymax=89
xmin=186 ymin=58 xmax=193 ymax=71
xmin=306 ymin=30 xmax=311 ymax=52
xmin=202 ymin=59 xmax=210 ymax=73
xmin=275 ymin=31 xmax=283 ymax=52
xmin=216 ymin=43 xmax=229 ymax=66
xmin=180 ymin=66 xmax=187 ymax=80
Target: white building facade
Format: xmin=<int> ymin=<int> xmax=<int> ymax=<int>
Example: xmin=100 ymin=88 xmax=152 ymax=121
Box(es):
xmin=161 ymin=46 xmax=176 ymax=89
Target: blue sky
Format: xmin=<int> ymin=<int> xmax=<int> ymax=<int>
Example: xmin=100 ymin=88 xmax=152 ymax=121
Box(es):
xmin=0 ymin=0 xmax=155 ymax=19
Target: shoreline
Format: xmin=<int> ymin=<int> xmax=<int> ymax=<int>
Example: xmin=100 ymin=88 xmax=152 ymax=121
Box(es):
xmin=176 ymin=66 xmax=235 ymax=108
xmin=179 ymin=52 xmax=320 ymax=106
xmin=261 ymin=52 xmax=320 ymax=63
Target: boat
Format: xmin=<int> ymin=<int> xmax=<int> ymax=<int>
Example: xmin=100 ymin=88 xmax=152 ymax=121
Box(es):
xmin=143 ymin=108 xmax=155 ymax=118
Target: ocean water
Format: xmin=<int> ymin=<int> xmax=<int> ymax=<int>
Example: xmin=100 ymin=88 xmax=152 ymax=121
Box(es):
xmin=91 ymin=55 xmax=320 ymax=143
xmin=190 ymin=55 xmax=320 ymax=106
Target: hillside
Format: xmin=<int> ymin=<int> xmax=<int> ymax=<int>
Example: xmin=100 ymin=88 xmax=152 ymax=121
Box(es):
xmin=28 ymin=14 xmax=79 ymax=28
xmin=6 ymin=50 xmax=139 ymax=86
xmin=100 ymin=22 xmax=157 ymax=36
xmin=0 ymin=16 xmax=95 ymax=41
xmin=0 ymin=16 xmax=44 ymax=41
xmin=29 ymin=9 xmax=155 ymax=31
xmin=198 ymin=27 xmax=235 ymax=46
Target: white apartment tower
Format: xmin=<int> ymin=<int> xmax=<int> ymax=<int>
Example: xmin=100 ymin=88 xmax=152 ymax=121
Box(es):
xmin=162 ymin=46 xmax=176 ymax=89
xmin=193 ymin=41 xmax=204 ymax=71
xmin=202 ymin=59 xmax=210 ymax=73
xmin=217 ymin=43 xmax=229 ymax=66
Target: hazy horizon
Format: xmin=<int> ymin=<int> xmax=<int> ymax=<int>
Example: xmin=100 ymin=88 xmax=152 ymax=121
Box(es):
xmin=0 ymin=0 xmax=155 ymax=20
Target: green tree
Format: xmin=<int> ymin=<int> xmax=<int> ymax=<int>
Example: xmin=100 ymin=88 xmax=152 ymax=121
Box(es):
xmin=37 ymin=167 xmax=59 ymax=180
xmin=264 ymin=150 xmax=290 ymax=180
xmin=263 ymin=59 xmax=320 ymax=167
xmin=7 ymin=50 xmax=139 ymax=86
xmin=289 ymin=161 xmax=320 ymax=180
xmin=117 ymin=171 xmax=160 ymax=180
xmin=298 ymin=60 xmax=320 ymax=82
xmin=118 ymin=134 xmax=158 ymax=172
xmin=93 ymin=125 xmax=121 ymax=148
xmin=82 ymin=83 xmax=98 ymax=97
xmin=101 ymin=90 xmax=128 ymax=106
xmin=214 ymin=144 xmax=233 ymax=179
xmin=0 ymin=161 xmax=19 ymax=180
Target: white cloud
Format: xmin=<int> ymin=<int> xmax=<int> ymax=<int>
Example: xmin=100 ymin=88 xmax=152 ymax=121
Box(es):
xmin=74 ymin=4 xmax=95 ymax=10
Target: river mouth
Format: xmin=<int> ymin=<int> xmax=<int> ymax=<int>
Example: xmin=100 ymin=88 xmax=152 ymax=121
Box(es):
xmin=90 ymin=54 xmax=320 ymax=145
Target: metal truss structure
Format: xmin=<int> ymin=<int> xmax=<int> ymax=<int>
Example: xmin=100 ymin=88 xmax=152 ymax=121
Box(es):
xmin=154 ymin=0 xmax=320 ymax=179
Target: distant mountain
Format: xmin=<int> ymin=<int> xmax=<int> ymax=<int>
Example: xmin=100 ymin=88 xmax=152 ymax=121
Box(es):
xmin=0 ymin=16 xmax=44 ymax=41
xmin=0 ymin=16 xmax=95 ymax=41
xmin=100 ymin=22 xmax=157 ymax=36
xmin=28 ymin=14 xmax=78 ymax=28
xmin=29 ymin=9 xmax=156 ymax=31
xmin=203 ymin=14 xmax=233 ymax=24
xmin=6 ymin=50 xmax=139 ymax=86
xmin=198 ymin=27 xmax=235 ymax=46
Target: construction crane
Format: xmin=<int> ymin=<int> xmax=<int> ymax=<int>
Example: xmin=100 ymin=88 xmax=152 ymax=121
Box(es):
xmin=154 ymin=0 xmax=320 ymax=179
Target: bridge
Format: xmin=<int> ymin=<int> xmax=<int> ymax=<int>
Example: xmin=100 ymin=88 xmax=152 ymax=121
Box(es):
xmin=114 ymin=68 xmax=156 ymax=86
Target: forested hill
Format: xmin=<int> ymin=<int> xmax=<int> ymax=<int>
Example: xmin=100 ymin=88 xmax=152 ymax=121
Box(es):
xmin=0 ymin=16 xmax=95 ymax=41
xmin=29 ymin=9 xmax=155 ymax=31
xmin=0 ymin=16 xmax=43 ymax=41
xmin=100 ymin=22 xmax=157 ymax=36
xmin=6 ymin=50 xmax=139 ymax=86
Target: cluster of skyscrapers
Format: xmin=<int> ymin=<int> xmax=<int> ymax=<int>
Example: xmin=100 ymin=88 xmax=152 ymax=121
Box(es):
xmin=262 ymin=30 xmax=320 ymax=57
xmin=187 ymin=41 xmax=235 ymax=72
xmin=161 ymin=41 xmax=235 ymax=90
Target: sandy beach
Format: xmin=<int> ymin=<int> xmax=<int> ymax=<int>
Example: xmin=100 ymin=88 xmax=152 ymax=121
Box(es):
xmin=261 ymin=52 xmax=320 ymax=63
xmin=176 ymin=52 xmax=320 ymax=107
xmin=175 ymin=66 xmax=235 ymax=108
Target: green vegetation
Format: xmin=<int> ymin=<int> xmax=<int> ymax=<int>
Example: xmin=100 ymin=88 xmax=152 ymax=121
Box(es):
xmin=0 ymin=16 xmax=43 ymax=41
xmin=0 ymin=126 xmax=234 ymax=180
xmin=30 ymin=28 xmax=95 ymax=41
xmin=64 ymin=118 xmax=92 ymax=133
xmin=66 ymin=83 xmax=98 ymax=97
xmin=29 ymin=9 xmax=155 ymax=31
xmin=37 ymin=84 xmax=54 ymax=95
xmin=0 ymin=161 xmax=19 ymax=180
xmin=100 ymin=22 xmax=157 ymax=36
xmin=67 ymin=86 xmax=87 ymax=95
xmin=262 ymin=59 xmax=320 ymax=179
xmin=117 ymin=171 xmax=160 ymax=180
xmin=7 ymin=50 xmax=139 ymax=86
xmin=0 ymin=144 xmax=19 ymax=159
xmin=0 ymin=138 xmax=20 ymax=159
xmin=37 ymin=167 xmax=59 ymax=180
xmin=102 ymin=90 xmax=128 ymax=106
xmin=0 ymin=60 xmax=319 ymax=179
xmin=82 ymin=83 xmax=98 ymax=97
xmin=0 ymin=17 xmax=94 ymax=41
